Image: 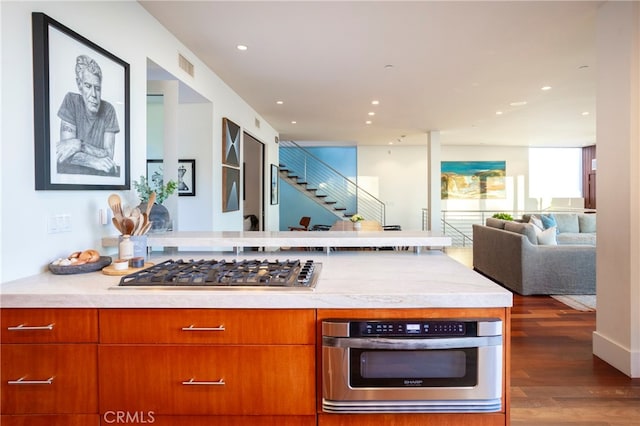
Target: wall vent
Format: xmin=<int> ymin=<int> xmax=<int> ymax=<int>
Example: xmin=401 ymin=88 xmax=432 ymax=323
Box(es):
xmin=254 ymin=117 xmax=261 ymax=129
xmin=178 ymin=54 xmax=194 ymax=77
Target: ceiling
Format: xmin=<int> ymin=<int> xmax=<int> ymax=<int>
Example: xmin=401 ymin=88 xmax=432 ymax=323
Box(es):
xmin=140 ymin=1 xmax=599 ymax=148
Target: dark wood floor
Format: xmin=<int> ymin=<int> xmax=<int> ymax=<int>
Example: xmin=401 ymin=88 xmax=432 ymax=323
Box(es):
xmin=444 ymin=248 xmax=640 ymax=424
xmin=510 ymin=294 xmax=640 ymax=425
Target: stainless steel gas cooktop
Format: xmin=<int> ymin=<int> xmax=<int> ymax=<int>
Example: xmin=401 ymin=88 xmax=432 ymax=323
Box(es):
xmin=113 ymin=258 xmax=320 ymax=290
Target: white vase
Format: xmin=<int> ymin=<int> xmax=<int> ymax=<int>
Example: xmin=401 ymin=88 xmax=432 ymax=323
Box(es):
xmin=353 ymin=221 xmax=362 ymax=230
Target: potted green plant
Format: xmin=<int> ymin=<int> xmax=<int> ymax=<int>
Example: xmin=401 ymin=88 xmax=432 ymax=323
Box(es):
xmin=133 ymin=174 xmax=178 ymax=232
xmin=350 ymin=213 xmax=365 ymax=230
xmin=492 ymin=212 xmax=514 ymax=221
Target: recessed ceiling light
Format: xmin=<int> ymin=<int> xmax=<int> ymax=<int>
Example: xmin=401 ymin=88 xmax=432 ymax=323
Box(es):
xmin=276 ymin=100 xmax=284 ymax=105
xmin=384 ymin=64 xmax=394 ymax=69
xmin=371 ymin=100 xmax=380 ymax=105
xmin=236 ymin=44 xmax=248 ymax=51
xmin=365 ymin=120 xmax=372 ymax=125
xmin=291 ymin=121 xmax=297 ymax=124
xmin=496 ymin=111 xmax=503 ymax=115
xmin=388 ymin=141 xmax=393 ymax=145
xmin=368 ymin=112 xmax=375 ymax=116
xmin=582 ymin=111 xmax=590 ymax=116
xmin=509 ymin=101 xmax=528 ymax=107
xmin=541 ymin=86 xmax=552 ymax=91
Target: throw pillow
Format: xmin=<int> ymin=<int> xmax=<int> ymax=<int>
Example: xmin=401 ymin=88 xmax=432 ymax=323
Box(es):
xmin=505 ymin=221 xmax=538 ymax=245
xmin=540 ymin=214 xmax=558 ymax=232
xmin=578 ymin=214 xmax=597 ymax=233
xmin=554 ymin=213 xmax=579 ymax=233
xmin=528 ymin=215 xmax=544 ymax=231
xmin=538 ymin=226 xmax=558 ymax=245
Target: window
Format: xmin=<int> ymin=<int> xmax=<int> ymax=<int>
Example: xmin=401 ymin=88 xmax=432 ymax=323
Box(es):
xmin=528 ymin=148 xmax=582 ymax=198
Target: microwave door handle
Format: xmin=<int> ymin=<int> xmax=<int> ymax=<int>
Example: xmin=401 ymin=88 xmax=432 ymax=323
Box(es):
xmin=322 ymin=335 xmax=502 ymax=350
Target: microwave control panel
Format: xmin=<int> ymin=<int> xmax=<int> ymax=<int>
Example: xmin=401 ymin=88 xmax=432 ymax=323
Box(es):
xmin=350 ymin=320 xmax=477 ymax=337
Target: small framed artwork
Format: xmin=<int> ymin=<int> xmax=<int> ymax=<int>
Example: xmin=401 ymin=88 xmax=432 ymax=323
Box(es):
xmin=270 ymin=164 xmax=279 ymax=205
xmin=178 ymin=159 xmax=196 ymax=196
xmin=222 ymin=117 xmax=240 ymax=167
xmin=32 ymin=12 xmax=130 ymax=190
xmin=146 ymin=159 xmax=196 ymax=197
xmin=222 ymin=165 xmax=240 ymax=212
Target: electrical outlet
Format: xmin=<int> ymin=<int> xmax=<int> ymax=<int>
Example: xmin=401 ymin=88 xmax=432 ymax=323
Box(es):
xmin=47 ymin=214 xmax=71 ymax=233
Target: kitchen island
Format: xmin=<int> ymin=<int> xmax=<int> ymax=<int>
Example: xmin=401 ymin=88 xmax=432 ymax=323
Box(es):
xmin=1 ymin=251 xmax=512 ymax=426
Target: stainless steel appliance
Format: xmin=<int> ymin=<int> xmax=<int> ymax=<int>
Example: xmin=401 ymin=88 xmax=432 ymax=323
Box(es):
xmin=114 ymin=258 xmax=320 ymax=290
xmin=322 ymin=318 xmax=503 ymax=413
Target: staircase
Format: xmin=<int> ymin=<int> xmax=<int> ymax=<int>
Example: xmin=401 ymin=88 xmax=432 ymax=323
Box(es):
xmin=278 ymin=141 xmax=386 ymax=224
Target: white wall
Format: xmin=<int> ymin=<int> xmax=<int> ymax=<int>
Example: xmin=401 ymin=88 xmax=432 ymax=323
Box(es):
xmin=357 ymin=143 xmax=585 ymax=231
xmin=592 ymin=0 xmax=640 ymax=378
xmin=0 ymin=1 xmax=279 ymax=282
xmin=442 ymin=146 xmax=533 ymax=213
xmin=176 ymin=103 xmax=214 ymax=232
xmin=358 ymin=145 xmax=428 ymax=230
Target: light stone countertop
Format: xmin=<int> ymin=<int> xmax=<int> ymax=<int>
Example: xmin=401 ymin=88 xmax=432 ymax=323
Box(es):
xmin=101 ymin=230 xmax=452 ymax=254
xmin=0 ymin=251 xmax=512 ymax=309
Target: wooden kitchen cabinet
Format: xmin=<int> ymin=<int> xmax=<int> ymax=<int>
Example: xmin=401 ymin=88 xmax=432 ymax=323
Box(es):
xmin=98 ymin=308 xmax=316 ymax=425
xmin=0 ymin=308 xmax=99 ymax=424
xmin=1 ymin=308 xmax=98 ymax=343
xmin=99 ymin=344 xmax=315 ymax=415
xmin=99 ymin=308 xmax=315 ymax=344
xmin=113 ymin=415 xmax=315 ymax=426
xmin=0 ymin=414 xmax=99 ymax=426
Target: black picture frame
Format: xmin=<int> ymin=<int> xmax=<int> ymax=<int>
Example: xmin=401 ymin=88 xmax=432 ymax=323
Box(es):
xmin=222 ymin=165 xmax=240 ymax=212
xmin=33 ymin=12 xmax=130 ymax=190
xmin=178 ymin=159 xmax=196 ymax=196
xmin=146 ymin=159 xmax=196 ymax=197
xmin=222 ymin=117 xmax=240 ymax=167
xmin=270 ymin=164 xmax=279 ymax=205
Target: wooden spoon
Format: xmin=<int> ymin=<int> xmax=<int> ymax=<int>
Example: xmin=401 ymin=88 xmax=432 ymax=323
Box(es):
xmin=108 ymin=194 xmax=121 ymax=216
xmin=112 ymin=217 xmax=123 ymax=234
xmin=122 ymin=217 xmax=136 ymax=236
xmin=146 ymin=192 xmax=156 ymax=216
xmin=129 ymin=208 xmax=142 ymax=235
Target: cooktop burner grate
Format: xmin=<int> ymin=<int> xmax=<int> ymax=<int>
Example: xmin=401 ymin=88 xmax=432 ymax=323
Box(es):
xmin=116 ymin=259 xmax=320 ymax=290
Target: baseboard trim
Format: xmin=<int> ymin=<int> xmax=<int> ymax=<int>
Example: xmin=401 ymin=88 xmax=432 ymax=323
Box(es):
xmin=593 ymin=331 xmax=640 ymax=378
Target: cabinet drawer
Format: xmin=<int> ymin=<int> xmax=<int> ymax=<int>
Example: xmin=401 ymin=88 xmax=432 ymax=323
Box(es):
xmin=99 ymin=309 xmax=315 ymax=344
xmin=1 ymin=415 xmax=99 ymax=426
xmin=100 ymin=415 xmax=315 ymax=426
xmin=99 ymin=345 xmax=315 ymax=415
xmin=1 ymin=309 xmax=98 ymax=343
xmin=1 ymin=344 xmax=98 ymax=414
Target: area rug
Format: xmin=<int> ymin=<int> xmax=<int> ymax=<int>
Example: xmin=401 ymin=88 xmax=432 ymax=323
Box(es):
xmin=551 ymin=295 xmax=596 ymax=311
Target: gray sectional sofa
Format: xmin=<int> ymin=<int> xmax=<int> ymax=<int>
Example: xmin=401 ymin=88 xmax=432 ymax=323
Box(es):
xmin=472 ymin=213 xmax=596 ymax=295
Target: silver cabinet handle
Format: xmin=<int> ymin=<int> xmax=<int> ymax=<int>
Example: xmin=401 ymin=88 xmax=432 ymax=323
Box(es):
xmin=182 ymin=378 xmax=225 ymax=386
xmin=7 ymin=324 xmax=54 ymax=331
xmin=8 ymin=376 xmax=54 ymax=385
xmin=181 ymin=325 xmax=225 ymax=332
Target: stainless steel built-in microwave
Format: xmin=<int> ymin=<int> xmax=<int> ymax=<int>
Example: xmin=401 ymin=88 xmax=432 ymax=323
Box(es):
xmin=322 ymin=318 xmax=503 ymax=413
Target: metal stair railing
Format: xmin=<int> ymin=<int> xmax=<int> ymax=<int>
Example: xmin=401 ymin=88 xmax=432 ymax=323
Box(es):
xmin=279 ymin=141 xmax=385 ymax=224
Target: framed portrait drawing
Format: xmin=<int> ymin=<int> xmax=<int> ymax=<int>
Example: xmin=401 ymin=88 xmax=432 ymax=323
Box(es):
xmin=270 ymin=164 xmax=279 ymax=205
xmin=32 ymin=12 xmax=130 ymax=190
xmin=147 ymin=159 xmax=196 ymax=197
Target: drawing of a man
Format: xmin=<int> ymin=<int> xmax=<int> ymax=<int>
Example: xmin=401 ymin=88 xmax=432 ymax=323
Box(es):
xmin=56 ymin=54 xmax=120 ymax=176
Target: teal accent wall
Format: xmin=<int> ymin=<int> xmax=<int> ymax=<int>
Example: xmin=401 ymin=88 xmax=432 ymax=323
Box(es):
xmin=280 ymin=146 xmax=356 ymax=230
